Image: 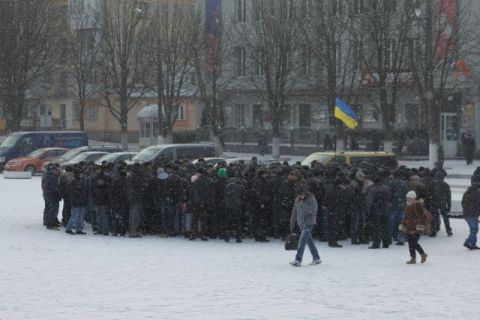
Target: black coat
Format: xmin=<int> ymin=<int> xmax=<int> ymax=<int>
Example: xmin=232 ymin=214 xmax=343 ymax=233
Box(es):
xmin=91 ymin=172 xmax=111 ymax=206
xmin=189 ymin=174 xmax=211 ymax=209
xmin=42 ymin=172 xmax=61 ymax=201
xmin=224 ymin=178 xmax=247 ymax=210
xmin=365 ymin=183 xmax=390 ymax=218
xmin=70 ymin=176 xmax=88 ymax=208
xmin=462 ymin=183 xmax=480 ymax=218
xmin=126 ymin=169 xmax=147 ymax=204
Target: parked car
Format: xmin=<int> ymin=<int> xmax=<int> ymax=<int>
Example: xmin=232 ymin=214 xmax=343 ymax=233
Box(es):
xmin=191 ymin=157 xmax=229 ymax=166
xmin=130 ymin=144 xmax=220 ymax=163
xmin=301 ymin=151 xmax=398 ymax=170
xmin=42 ymin=145 xmax=123 ymax=172
xmin=95 ymin=152 xmax=137 ymax=165
xmin=0 ymin=131 xmax=87 ymax=171
xmin=60 ymin=152 xmax=109 ymax=169
xmin=4 ymin=147 xmax=69 ymax=174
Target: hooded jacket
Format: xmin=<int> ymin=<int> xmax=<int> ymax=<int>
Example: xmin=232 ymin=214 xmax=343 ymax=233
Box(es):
xmin=290 ymin=192 xmax=318 ymax=230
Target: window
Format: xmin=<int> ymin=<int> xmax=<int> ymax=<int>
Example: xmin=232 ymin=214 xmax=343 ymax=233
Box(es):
xmin=299 ymin=104 xmax=312 ymax=128
xmin=177 ymin=104 xmax=185 ymax=121
xmin=235 ymin=46 xmax=246 ymax=77
xmin=332 ymin=0 xmax=343 ymax=16
xmin=87 ymin=105 xmax=97 ymax=120
xmin=236 ymin=0 xmax=246 ymax=23
xmin=336 ymin=43 xmax=342 ymax=73
xmin=73 ymin=103 xmax=80 ymax=121
xmin=405 ymin=103 xmax=420 ymax=129
xmin=301 ymin=45 xmax=312 ymax=75
xmin=385 ymin=39 xmax=394 ymax=68
xmin=301 ymin=0 xmax=314 ymax=17
xmin=352 ymin=39 xmax=363 ymax=70
xmin=235 ymin=104 xmax=245 ymax=127
xmin=255 ymin=47 xmax=264 ymax=76
xmin=252 ymin=104 xmax=264 ymax=128
xmin=363 ymin=108 xmax=380 ymax=123
xmin=253 ymin=0 xmax=263 ymax=21
xmin=352 ymin=0 xmax=365 ymax=14
xmin=281 ymin=105 xmax=292 ymax=127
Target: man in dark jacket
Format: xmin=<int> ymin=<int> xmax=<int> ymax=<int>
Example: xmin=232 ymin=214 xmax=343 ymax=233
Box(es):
xmin=461 ymin=181 xmax=480 ymax=250
xmin=289 ymin=186 xmax=321 ymax=266
xmin=215 ymin=168 xmax=229 ymax=239
xmin=127 ymin=164 xmax=147 ymax=238
xmin=110 ymin=169 xmax=129 ymax=236
xmin=42 ymin=164 xmax=61 ymax=230
xmin=224 ymin=175 xmax=247 ymax=242
xmin=430 ymin=172 xmax=452 ymax=236
xmin=251 ymin=170 xmax=272 ymax=242
xmin=365 ymin=174 xmax=391 ymax=249
xmin=463 ymin=133 xmax=476 ymax=165
xmin=189 ymin=168 xmax=211 ymax=240
xmin=387 ymin=170 xmax=409 ymax=245
xmin=91 ymin=166 xmax=112 ymax=235
xmin=65 ymin=168 xmax=88 ymax=235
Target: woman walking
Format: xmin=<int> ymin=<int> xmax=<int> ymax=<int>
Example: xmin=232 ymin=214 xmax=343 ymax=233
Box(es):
xmin=401 ymin=191 xmax=428 ymax=264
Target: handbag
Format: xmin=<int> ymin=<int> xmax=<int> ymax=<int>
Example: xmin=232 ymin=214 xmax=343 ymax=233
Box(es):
xmin=285 ymin=233 xmax=299 ymax=251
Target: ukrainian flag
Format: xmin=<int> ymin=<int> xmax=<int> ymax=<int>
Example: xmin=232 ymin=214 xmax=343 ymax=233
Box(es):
xmin=334 ymin=98 xmax=358 ymax=129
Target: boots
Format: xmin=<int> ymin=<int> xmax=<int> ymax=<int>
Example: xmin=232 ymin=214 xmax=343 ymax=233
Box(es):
xmin=420 ymin=253 xmax=428 ymax=263
xmin=406 ymin=257 xmax=416 ymax=264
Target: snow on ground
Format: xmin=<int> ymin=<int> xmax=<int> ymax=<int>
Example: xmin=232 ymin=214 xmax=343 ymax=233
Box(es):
xmin=0 ymin=176 xmax=479 ymax=320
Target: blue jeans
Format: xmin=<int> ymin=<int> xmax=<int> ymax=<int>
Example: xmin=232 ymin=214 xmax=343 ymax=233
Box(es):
xmin=295 ymin=225 xmax=320 ymax=263
xmin=388 ymin=209 xmax=405 ymax=243
xmin=66 ymin=207 xmax=85 ymax=232
xmin=464 ymin=216 xmax=479 ymax=246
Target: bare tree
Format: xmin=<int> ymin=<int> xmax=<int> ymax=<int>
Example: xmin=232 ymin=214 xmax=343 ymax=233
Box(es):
xmin=307 ymin=1 xmax=359 ymax=151
xmin=0 ymin=0 xmax=62 ymax=132
xmin=359 ymin=0 xmax=412 ymax=152
xmin=147 ymin=0 xmax=200 ymax=144
xmin=240 ymin=0 xmax=303 ymax=159
xmin=406 ymin=0 xmax=476 ymax=165
xmin=193 ymin=5 xmax=235 ymax=153
xmin=68 ymin=1 xmax=101 ymax=131
xmin=99 ymin=0 xmax=148 ymax=149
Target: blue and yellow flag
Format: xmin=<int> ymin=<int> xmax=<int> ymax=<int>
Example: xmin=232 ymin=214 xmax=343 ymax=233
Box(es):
xmin=334 ymin=98 xmax=358 ymax=129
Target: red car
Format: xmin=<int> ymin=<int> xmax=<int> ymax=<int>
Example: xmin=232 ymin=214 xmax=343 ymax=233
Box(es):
xmin=4 ymin=147 xmax=69 ymax=174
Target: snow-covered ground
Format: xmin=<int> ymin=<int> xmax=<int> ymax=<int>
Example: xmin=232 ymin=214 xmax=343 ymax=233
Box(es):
xmin=0 ymin=176 xmax=479 ymax=320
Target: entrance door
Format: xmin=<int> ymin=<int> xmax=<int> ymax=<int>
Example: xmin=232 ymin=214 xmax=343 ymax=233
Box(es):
xmin=441 ymin=113 xmax=458 ymax=158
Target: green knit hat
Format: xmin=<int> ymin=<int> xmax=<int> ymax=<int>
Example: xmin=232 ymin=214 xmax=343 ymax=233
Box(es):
xmin=217 ymin=168 xmax=227 ymax=178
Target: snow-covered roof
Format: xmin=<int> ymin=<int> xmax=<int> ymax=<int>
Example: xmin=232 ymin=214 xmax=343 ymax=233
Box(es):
xmin=137 ymin=105 xmax=159 ymax=119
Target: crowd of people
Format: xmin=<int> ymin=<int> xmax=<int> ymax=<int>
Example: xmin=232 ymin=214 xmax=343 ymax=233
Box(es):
xmin=41 ymin=155 xmax=477 ymax=254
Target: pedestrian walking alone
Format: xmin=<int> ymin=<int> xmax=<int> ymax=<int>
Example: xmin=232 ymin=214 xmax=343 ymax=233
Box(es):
xmin=401 ymin=191 xmax=428 ymax=264
xmin=289 ymin=186 xmax=321 ymax=267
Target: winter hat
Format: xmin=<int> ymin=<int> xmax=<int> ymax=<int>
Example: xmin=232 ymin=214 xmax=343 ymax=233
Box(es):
xmin=217 ymin=168 xmax=227 ymax=178
xmin=355 ymin=170 xmax=366 ymax=181
xmin=406 ymin=190 xmax=417 ymax=199
xmin=156 ymin=168 xmax=168 ymax=180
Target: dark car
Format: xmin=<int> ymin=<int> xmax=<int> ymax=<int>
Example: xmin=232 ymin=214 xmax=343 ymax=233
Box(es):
xmin=95 ymin=152 xmax=137 ymax=165
xmin=0 ymin=131 xmax=88 ymax=171
xmin=42 ymin=145 xmax=122 ymax=171
xmin=60 ymin=152 xmax=109 ymax=169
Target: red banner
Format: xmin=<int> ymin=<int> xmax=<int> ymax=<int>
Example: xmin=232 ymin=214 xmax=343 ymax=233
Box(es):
xmin=435 ymin=0 xmax=457 ymax=63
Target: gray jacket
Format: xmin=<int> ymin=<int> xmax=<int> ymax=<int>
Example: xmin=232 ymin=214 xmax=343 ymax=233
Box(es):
xmin=290 ymin=192 xmax=318 ymax=230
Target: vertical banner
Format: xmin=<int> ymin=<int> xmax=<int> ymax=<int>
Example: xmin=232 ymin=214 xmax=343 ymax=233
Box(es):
xmin=205 ymin=0 xmax=221 ymax=76
xmin=435 ymin=0 xmax=457 ymax=62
